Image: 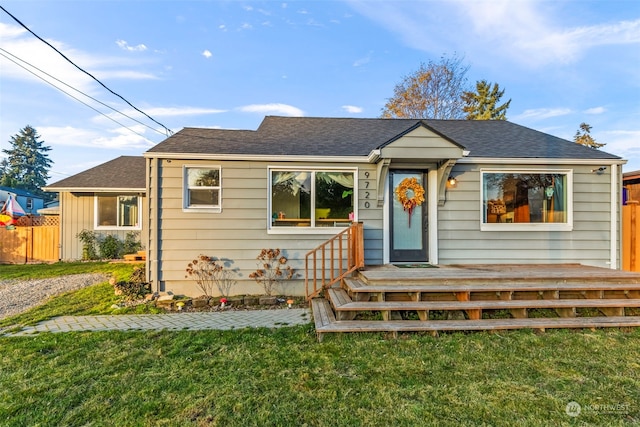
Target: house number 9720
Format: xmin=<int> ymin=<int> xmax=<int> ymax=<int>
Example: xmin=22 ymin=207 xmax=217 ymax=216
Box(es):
xmin=362 ymin=171 xmax=372 ymax=209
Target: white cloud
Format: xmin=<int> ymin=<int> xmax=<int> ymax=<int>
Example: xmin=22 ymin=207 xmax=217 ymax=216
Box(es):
xmin=38 ymin=125 xmax=154 ymax=150
xmin=240 ymin=23 xmax=253 ymax=30
xmin=202 ymin=50 xmax=213 ymax=59
xmin=0 ymin=23 xmax=159 ymax=95
xmin=353 ymin=52 xmax=372 ymax=67
xmin=513 ymin=108 xmax=572 ymax=121
xmin=219 ymin=24 xmax=227 ymax=31
xmin=342 ymin=105 xmax=363 ymax=114
xmin=238 ymin=103 xmax=305 ymax=116
xmin=600 ymin=130 xmax=640 ymax=165
xmin=125 ymin=106 xmax=227 ymax=117
xmin=584 ymin=106 xmax=606 ymax=115
xmin=116 ymin=40 xmax=147 ymax=52
xmin=347 ymin=0 xmax=640 ymax=67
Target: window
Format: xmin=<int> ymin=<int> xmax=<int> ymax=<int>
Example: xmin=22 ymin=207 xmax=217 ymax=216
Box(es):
xmin=95 ymin=195 xmax=141 ymax=229
xmin=270 ymin=169 xmax=356 ymax=230
xmin=481 ymin=170 xmax=572 ymax=230
xmin=26 ymin=198 xmax=33 ymax=210
xmin=184 ymin=167 xmax=221 ymax=211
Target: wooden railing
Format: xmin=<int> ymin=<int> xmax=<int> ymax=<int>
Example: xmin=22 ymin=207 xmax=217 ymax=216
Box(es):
xmin=305 ymin=222 xmax=365 ymax=300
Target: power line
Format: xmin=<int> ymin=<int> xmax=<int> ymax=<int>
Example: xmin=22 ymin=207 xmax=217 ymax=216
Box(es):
xmin=0 ymin=50 xmax=151 ymax=140
xmin=0 ymin=4 xmax=173 ymax=137
xmin=0 ymin=47 xmax=167 ymax=137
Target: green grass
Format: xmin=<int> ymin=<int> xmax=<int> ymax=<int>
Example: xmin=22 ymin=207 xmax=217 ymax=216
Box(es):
xmin=0 ymin=261 xmax=134 ymax=280
xmin=1 ymin=264 xmax=640 ymax=425
xmin=1 ymin=327 xmax=639 ymax=426
xmin=0 ymin=262 xmax=156 ymax=328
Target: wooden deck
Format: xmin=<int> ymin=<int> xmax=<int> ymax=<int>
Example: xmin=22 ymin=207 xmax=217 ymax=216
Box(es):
xmin=311 ymin=264 xmax=640 ymax=341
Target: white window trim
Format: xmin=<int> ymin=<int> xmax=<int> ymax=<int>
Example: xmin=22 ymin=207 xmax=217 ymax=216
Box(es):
xmin=267 ymin=166 xmax=358 ymax=235
xmin=480 ymin=168 xmax=573 ymax=232
xmin=183 ymin=165 xmax=222 ymax=213
xmin=94 ymin=195 xmax=142 ymax=231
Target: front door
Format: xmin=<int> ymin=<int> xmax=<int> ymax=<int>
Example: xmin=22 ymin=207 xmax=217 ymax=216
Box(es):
xmin=389 ymin=170 xmax=428 ymax=263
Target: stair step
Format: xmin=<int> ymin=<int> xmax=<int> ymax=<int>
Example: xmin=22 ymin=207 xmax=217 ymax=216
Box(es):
xmin=327 ymin=287 xmax=640 ymax=312
xmin=314 ymin=315 xmax=640 ymax=334
xmin=343 ymin=277 xmax=640 ymax=294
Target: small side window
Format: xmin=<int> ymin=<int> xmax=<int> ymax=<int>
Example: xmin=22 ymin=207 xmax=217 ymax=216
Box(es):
xmin=184 ymin=167 xmax=221 ymax=211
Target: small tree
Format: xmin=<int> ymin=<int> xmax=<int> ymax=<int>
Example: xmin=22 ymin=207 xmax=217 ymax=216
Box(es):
xmin=185 ymin=255 xmax=237 ymax=298
xmin=381 ymin=54 xmax=470 ymax=119
xmin=574 ymin=122 xmax=604 ymax=149
xmin=249 ymin=249 xmax=295 ymax=296
xmin=462 ymin=80 xmax=511 ymax=120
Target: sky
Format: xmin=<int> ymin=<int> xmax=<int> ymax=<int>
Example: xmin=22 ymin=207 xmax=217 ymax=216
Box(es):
xmin=0 ymin=0 xmax=639 ymax=184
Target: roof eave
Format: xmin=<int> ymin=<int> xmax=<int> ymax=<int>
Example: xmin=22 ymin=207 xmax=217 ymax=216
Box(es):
xmin=458 ymin=157 xmax=626 ymax=165
xmin=143 ymin=152 xmax=372 ymax=163
xmin=43 ymin=187 xmax=146 ymax=193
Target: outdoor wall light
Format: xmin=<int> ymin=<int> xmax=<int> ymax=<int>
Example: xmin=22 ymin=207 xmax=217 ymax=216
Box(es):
xmin=448 ymin=176 xmax=457 ymax=186
xmin=591 ymin=166 xmax=607 ymax=174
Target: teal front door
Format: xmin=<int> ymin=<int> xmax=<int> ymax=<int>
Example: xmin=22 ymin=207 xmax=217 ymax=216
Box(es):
xmin=389 ymin=170 xmax=428 ymax=263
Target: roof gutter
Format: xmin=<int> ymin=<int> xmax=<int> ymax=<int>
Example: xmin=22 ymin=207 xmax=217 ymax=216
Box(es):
xmin=457 ymin=157 xmax=627 ymax=166
xmin=143 ymin=152 xmax=372 ymax=163
xmin=43 ymin=187 xmax=146 ymax=193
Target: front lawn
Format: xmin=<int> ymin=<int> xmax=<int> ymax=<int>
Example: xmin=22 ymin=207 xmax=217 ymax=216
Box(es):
xmin=1 ymin=327 xmax=639 ymax=426
xmin=1 ymin=263 xmax=639 ymax=425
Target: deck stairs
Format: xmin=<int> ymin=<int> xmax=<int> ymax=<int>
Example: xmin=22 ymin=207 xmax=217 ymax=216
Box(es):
xmin=311 ymin=265 xmax=640 ymax=341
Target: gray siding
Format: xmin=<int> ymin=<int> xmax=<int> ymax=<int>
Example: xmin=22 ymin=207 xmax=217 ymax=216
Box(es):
xmin=149 ymin=159 xmax=383 ymax=296
xmin=59 ymin=192 xmax=148 ymax=260
xmin=438 ymin=163 xmax=617 ymax=268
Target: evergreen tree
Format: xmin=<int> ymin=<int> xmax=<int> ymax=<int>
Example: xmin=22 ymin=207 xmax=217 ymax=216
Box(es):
xmin=573 ymin=122 xmax=604 ymax=149
xmin=1 ymin=125 xmax=53 ymax=196
xmin=462 ymin=80 xmax=511 ymax=120
xmin=381 ymin=54 xmax=470 ymax=119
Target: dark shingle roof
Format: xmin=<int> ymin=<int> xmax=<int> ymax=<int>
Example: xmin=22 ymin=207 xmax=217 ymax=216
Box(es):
xmin=46 ymin=156 xmax=145 ymax=190
xmin=146 ymin=116 xmax=620 ymax=160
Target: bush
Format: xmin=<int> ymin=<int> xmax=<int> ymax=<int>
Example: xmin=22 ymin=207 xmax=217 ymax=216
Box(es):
xmin=249 ymin=249 xmax=295 ymax=296
xmin=185 ymin=255 xmax=237 ymax=297
xmin=99 ymin=234 xmax=123 ymax=259
xmin=76 ymin=229 xmax=99 ymax=260
xmin=123 ymin=231 xmax=142 ymax=255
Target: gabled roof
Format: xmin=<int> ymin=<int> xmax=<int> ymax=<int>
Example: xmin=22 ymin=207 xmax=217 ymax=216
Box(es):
xmin=146 ymin=116 xmax=621 ymax=161
xmin=0 ymin=186 xmax=42 ymax=199
xmin=45 ymin=156 xmax=145 ymax=192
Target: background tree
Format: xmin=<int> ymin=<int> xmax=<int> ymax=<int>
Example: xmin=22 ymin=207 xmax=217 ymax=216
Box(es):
xmin=1 ymin=125 xmax=53 ymax=197
xmin=462 ymin=80 xmax=511 ymax=120
xmin=381 ymin=54 xmax=470 ymax=119
xmin=574 ymin=122 xmax=604 ymax=149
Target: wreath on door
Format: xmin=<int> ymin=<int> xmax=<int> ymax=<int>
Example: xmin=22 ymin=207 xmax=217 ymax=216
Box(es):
xmin=395 ymin=177 xmax=425 ymax=227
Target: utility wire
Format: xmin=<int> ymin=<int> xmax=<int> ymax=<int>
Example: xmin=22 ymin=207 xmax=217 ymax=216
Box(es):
xmin=0 ymin=50 xmax=151 ymax=140
xmin=0 ymin=47 xmax=167 ymax=137
xmin=0 ymin=4 xmax=173 ymax=137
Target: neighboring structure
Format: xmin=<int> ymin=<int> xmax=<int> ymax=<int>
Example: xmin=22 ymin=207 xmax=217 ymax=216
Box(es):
xmin=623 ymin=170 xmax=640 ymax=204
xmin=44 ymin=156 xmax=146 ymax=260
xmin=142 ymin=116 xmax=625 ymax=296
xmin=0 ymin=186 xmax=45 ymax=216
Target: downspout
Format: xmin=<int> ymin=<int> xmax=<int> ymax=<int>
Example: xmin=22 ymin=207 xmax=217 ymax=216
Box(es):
xmin=148 ymin=157 xmax=161 ymax=292
xmin=610 ymin=163 xmax=618 ymax=269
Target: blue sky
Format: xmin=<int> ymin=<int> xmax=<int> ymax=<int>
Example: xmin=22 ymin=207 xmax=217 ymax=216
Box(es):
xmin=1 ymin=0 xmax=639 ymax=183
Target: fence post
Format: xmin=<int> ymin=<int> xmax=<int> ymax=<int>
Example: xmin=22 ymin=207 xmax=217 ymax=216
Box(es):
xmin=631 ymin=202 xmax=638 ymax=271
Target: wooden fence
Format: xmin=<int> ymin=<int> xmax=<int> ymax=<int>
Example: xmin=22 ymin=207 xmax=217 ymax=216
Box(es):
xmin=0 ymin=217 xmax=60 ymax=264
xmin=623 ymin=202 xmax=640 ymax=272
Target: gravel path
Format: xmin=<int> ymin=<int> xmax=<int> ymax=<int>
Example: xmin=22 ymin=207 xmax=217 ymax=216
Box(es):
xmin=0 ymin=273 xmax=109 ymax=321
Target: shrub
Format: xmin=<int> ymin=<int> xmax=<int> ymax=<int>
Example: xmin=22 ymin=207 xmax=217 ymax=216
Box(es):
xmin=99 ymin=234 xmax=123 ymax=259
xmin=185 ymin=255 xmax=237 ymax=297
xmin=249 ymin=249 xmax=295 ymax=296
xmin=76 ymin=229 xmax=99 ymax=260
xmin=123 ymin=231 xmax=142 ymax=255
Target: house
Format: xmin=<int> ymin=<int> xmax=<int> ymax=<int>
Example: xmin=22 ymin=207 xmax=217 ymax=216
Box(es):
xmin=0 ymin=186 xmax=45 ymax=215
xmin=44 ymin=156 xmax=146 ymax=260
xmin=142 ymin=116 xmax=624 ymax=297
